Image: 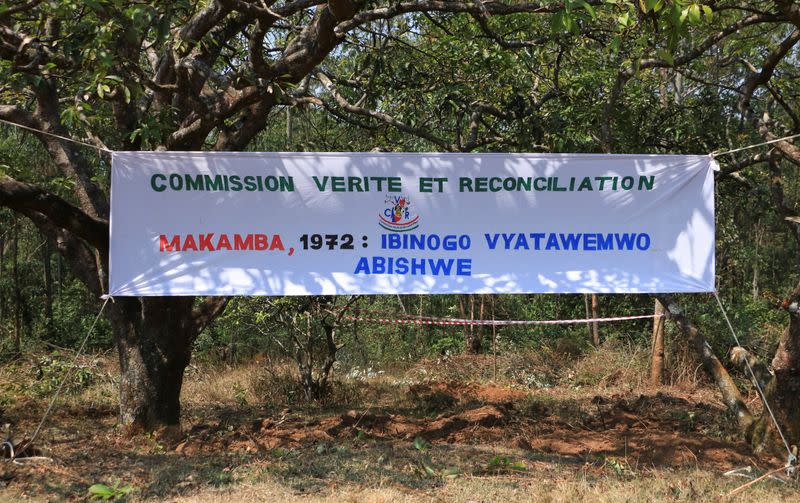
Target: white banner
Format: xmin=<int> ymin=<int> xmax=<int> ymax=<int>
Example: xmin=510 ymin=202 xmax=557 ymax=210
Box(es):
xmin=109 ymin=152 xmax=715 ymax=296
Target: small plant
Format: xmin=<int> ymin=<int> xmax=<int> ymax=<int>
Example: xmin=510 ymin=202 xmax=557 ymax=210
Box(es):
xmin=597 ymin=455 xmax=635 ymax=478
xmin=88 ymin=482 xmax=134 ymax=500
xmin=232 ymin=382 xmax=248 ymax=407
xmin=33 ymin=352 xmax=95 ymax=397
xmin=417 ymin=461 xmax=460 ymax=478
xmin=412 ymin=436 xmax=431 ymax=451
xmin=484 ymin=455 xmax=527 ymax=474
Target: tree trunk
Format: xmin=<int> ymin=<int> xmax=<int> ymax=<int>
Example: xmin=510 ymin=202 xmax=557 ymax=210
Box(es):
xmin=463 ymin=294 xmax=482 ymax=354
xmin=108 ymin=297 xmax=196 ymax=431
xmin=12 ymin=216 xmax=20 ymax=353
xmin=41 ymin=236 xmax=54 ymax=338
xmin=0 ymin=229 xmax=5 ymax=325
xmin=591 ymin=294 xmax=600 ymax=346
xmin=657 ymin=294 xmax=754 ymax=430
xmin=750 ymin=285 xmax=800 ymax=454
xmin=752 ymin=222 xmax=762 ymax=299
xmin=286 ymin=107 xmax=293 ymax=149
xmin=294 ymin=314 xmax=340 ymax=402
xmin=650 ymin=299 xmax=666 ymax=386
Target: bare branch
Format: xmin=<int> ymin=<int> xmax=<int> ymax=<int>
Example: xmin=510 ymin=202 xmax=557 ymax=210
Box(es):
xmin=333 ymin=1 xmax=589 ymax=37
xmin=177 ymin=1 xmax=232 ymax=57
xmin=738 ymin=29 xmax=800 ymax=119
xmin=718 ymin=152 xmax=769 ymax=175
xmin=315 ymin=71 xmax=452 ymax=150
xmin=602 ymin=13 xmax=781 ymax=152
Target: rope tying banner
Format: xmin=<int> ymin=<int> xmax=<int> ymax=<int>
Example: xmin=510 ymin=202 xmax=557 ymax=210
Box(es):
xmin=343 ymin=313 xmax=662 ymax=327
xmin=0 ymin=117 xmax=111 ymax=152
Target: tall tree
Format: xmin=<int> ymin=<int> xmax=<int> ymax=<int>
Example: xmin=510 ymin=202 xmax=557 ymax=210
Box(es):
xmin=0 ymin=0 xmax=600 ymax=430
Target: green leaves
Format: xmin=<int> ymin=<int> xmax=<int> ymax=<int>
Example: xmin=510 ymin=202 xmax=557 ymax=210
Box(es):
xmin=485 ymin=455 xmax=527 ymax=473
xmin=702 ymin=5 xmax=713 ymax=22
xmin=88 ymin=482 xmax=134 ymax=501
xmin=617 ymin=11 xmax=634 ymax=29
xmin=642 ymin=0 xmax=665 ymax=13
xmin=412 ymin=436 xmax=431 ymax=451
xmin=656 ymin=48 xmax=675 ymax=66
xmin=551 ymin=0 xmax=597 ymax=35
xmin=680 ymin=3 xmax=714 ymax=25
xmin=574 ymin=0 xmax=597 ymax=19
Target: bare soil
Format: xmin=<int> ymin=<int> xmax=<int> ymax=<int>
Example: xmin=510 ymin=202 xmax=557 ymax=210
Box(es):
xmin=177 ymin=382 xmax=764 ymax=471
xmin=0 ymin=382 xmax=783 ymax=501
xmin=0 ymin=360 xmax=795 ymax=502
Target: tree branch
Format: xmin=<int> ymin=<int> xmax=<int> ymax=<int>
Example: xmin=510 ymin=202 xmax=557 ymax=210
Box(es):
xmin=738 ymin=28 xmax=800 ymax=119
xmin=18 ymin=208 xmax=104 ymax=297
xmin=602 ymin=13 xmax=780 ymax=152
xmin=192 ymin=297 xmax=231 ymax=334
xmin=315 ymin=71 xmax=452 ymax=150
xmin=656 ymin=294 xmax=754 ymax=430
xmin=0 ymin=175 xmax=108 ymax=255
xmin=333 ymin=1 xmax=591 ymax=37
xmin=768 ymin=156 xmax=800 ymax=248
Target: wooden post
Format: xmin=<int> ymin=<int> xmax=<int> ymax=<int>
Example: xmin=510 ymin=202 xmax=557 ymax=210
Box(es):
xmin=584 ymin=294 xmax=593 ymax=344
xmin=591 ymin=294 xmax=600 ymax=346
xmin=491 ymin=295 xmax=497 ymax=381
xmin=650 ymin=299 xmax=666 ymax=386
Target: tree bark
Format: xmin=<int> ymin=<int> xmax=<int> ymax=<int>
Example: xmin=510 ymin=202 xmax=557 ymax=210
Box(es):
xmin=650 ymin=299 xmax=666 ymax=386
xmin=0 ymin=228 xmax=5 ymax=325
xmin=108 ymin=297 xmax=196 ymax=430
xmin=478 ymin=294 xmax=485 ymax=354
xmin=12 ymin=215 xmax=20 ymax=353
xmin=749 ymin=282 xmax=800 ymax=454
xmin=657 ymin=294 xmax=754 ymax=430
xmin=41 ymin=236 xmax=54 ymax=338
xmin=463 ymin=294 xmax=482 ymax=354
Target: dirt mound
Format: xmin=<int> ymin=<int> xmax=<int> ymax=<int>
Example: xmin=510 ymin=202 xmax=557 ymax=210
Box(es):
xmin=177 ymin=402 xmax=515 ymax=455
xmin=408 ymin=381 xmax=526 ymax=409
xmin=169 ymin=388 xmax=769 ymax=472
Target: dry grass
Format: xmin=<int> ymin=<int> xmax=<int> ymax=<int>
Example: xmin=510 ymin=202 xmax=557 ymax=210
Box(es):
xmin=170 ymin=344 xmax=752 ymax=432
xmin=569 ymin=339 xmax=650 ymax=389
xmin=162 ymin=469 xmax=794 ymax=503
xmin=0 ymin=350 xmax=796 ymax=502
xmin=181 ymin=361 xmax=267 ymax=408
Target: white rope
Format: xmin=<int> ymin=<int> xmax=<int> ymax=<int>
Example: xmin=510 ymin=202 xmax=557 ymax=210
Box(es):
xmin=2 ymin=113 xmax=798 ymax=160
xmin=1 ymin=440 xmax=53 ymax=465
xmin=0 ymin=118 xmax=111 ymax=153
xmin=344 ymin=313 xmax=661 ymax=326
xmin=9 ymin=296 xmax=111 ymax=461
xmin=712 ymin=132 xmax=800 ymax=158
xmin=713 ymin=291 xmax=795 ymax=465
